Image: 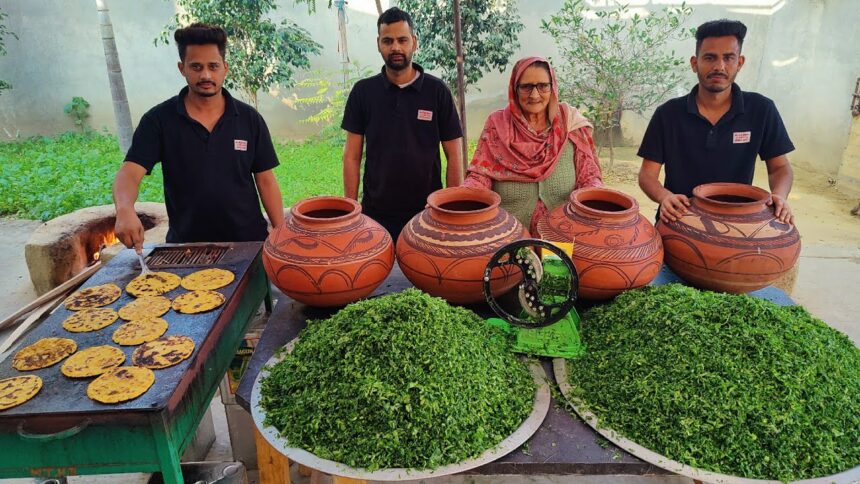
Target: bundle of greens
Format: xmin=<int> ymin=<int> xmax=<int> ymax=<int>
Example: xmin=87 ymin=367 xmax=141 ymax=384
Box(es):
xmin=568 ymin=284 xmax=860 ymax=481
xmin=260 ymin=289 xmax=535 ymax=471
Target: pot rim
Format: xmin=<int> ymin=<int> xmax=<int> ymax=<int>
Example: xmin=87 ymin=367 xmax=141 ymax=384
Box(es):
xmin=692 ymin=183 xmax=770 ymax=207
xmin=291 ymin=196 xmax=361 ymax=225
xmin=569 ymin=187 xmax=639 ymax=219
xmin=427 ymin=187 xmax=501 ymax=216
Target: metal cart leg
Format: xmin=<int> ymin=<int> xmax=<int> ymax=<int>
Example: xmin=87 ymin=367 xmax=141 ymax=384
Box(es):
xmin=152 ymin=419 xmax=184 ymax=484
xmin=264 ymin=283 xmax=274 ymax=314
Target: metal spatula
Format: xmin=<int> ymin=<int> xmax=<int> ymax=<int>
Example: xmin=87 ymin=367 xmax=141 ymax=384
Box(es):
xmin=136 ymin=248 xmax=151 ymax=275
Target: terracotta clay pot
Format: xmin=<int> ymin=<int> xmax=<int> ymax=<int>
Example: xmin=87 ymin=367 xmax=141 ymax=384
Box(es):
xmin=656 ymin=183 xmax=801 ymax=293
xmin=396 ymin=187 xmax=526 ymax=304
xmin=263 ymin=196 xmax=394 ymax=307
xmin=536 ymin=187 xmax=664 ymax=300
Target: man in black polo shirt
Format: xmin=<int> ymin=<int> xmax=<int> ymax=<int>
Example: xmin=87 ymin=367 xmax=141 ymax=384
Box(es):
xmin=341 ymin=7 xmax=464 ymax=240
xmin=112 ymin=23 xmax=284 ymax=248
xmin=638 ymin=19 xmax=795 ymax=225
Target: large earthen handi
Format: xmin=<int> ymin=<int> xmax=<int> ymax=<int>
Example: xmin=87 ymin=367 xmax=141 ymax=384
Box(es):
xmin=656 ymin=183 xmax=801 ymax=293
xmin=396 ymin=187 xmax=526 ymax=304
xmin=537 ymin=187 xmax=663 ymax=300
xmin=263 ymin=196 xmax=394 ymax=307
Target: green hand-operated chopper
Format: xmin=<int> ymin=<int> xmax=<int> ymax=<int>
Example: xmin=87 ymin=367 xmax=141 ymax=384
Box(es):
xmin=482 ymin=239 xmax=586 ymax=358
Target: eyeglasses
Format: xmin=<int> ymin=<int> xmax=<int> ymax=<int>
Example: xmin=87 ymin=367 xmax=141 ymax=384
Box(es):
xmin=516 ymin=82 xmax=552 ymax=94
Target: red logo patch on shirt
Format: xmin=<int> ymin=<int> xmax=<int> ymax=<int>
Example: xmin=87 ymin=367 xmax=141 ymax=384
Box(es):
xmin=417 ymin=109 xmax=433 ymax=121
xmin=234 ymin=139 xmax=248 ymax=151
xmin=733 ymin=131 xmax=751 ymax=144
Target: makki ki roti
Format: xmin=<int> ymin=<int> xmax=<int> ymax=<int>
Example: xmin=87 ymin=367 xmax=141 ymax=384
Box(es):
xmin=12 ymin=337 xmax=78 ymax=371
xmin=118 ymin=295 xmax=171 ymax=321
xmin=171 ymin=290 xmax=225 ymax=314
xmin=64 ymin=283 xmax=121 ymax=311
xmin=62 ymin=307 xmax=119 ymax=332
xmin=0 ymin=375 xmax=43 ymax=411
xmin=131 ymin=335 xmax=195 ymax=369
xmin=180 ymin=268 xmax=235 ymax=291
xmin=112 ymin=317 xmax=169 ymax=346
xmin=126 ymin=271 xmax=181 ymax=297
xmin=86 ymin=366 xmax=155 ymax=404
xmin=61 ymin=345 xmax=126 ymax=378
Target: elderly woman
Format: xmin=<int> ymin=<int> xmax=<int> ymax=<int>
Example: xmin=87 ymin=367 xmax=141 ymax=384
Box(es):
xmin=463 ymin=56 xmax=603 ymax=235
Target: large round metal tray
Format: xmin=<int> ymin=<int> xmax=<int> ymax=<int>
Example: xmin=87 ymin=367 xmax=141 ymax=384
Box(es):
xmin=553 ymin=358 xmax=860 ymax=484
xmin=251 ymin=337 xmax=550 ymax=481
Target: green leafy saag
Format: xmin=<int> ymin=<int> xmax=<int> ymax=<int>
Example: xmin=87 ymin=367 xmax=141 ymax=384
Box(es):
xmin=260 ymin=289 xmax=535 ymax=471
xmin=567 ymin=284 xmax=860 ymax=481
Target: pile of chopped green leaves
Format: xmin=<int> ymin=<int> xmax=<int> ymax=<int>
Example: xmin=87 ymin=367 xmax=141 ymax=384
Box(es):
xmin=260 ymin=289 xmax=535 ymax=471
xmin=567 ymin=284 xmax=860 ymax=481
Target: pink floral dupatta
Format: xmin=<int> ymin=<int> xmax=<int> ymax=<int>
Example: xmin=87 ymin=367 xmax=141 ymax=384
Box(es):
xmin=466 ymin=56 xmax=601 ymax=185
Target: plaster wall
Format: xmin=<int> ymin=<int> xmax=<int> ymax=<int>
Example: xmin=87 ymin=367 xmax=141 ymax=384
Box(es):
xmin=0 ymin=0 xmax=857 ymax=175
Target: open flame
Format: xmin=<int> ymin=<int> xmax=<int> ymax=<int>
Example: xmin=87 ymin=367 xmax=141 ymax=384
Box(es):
xmin=92 ymin=231 xmax=121 ymax=262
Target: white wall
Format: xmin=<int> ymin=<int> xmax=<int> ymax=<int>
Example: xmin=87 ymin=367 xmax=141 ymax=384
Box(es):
xmin=0 ymin=0 xmax=857 ymax=175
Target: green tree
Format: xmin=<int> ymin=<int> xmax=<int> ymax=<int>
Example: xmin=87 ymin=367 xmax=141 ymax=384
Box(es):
xmin=292 ymin=63 xmax=373 ymax=144
xmin=542 ymin=0 xmax=694 ymax=167
xmin=157 ymin=0 xmax=322 ymax=108
xmin=0 ymin=6 xmax=18 ymax=95
xmin=399 ymin=0 xmax=524 ymax=92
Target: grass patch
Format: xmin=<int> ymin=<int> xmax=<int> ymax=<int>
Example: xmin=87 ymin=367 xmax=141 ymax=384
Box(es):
xmin=0 ymin=131 xmax=475 ymax=221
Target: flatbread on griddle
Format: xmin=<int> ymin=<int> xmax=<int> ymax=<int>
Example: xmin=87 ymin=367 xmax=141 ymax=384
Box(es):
xmin=126 ymin=271 xmax=181 ymax=298
xmin=0 ymin=375 xmax=43 ymax=411
xmin=12 ymin=337 xmax=77 ymax=371
xmin=171 ymin=290 xmax=225 ymax=314
xmin=118 ymin=296 xmax=171 ymax=321
xmin=86 ymin=366 xmax=155 ymax=404
xmin=62 ymin=308 xmax=119 ymax=333
xmin=180 ymin=268 xmax=235 ymax=291
xmin=131 ymin=335 xmax=195 ymax=369
xmin=61 ymin=345 xmax=126 ymax=378
xmin=64 ymin=283 xmax=121 ymax=311
xmin=112 ymin=318 xmax=169 ymax=346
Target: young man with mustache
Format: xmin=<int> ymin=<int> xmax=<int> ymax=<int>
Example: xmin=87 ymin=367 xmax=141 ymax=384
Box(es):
xmin=113 ymin=23 xmax=284 ymax=248
xmin=637 ymin=19 xmax=795 ymax=225
xmin=341 ymin=7 xmax=464 ymax=240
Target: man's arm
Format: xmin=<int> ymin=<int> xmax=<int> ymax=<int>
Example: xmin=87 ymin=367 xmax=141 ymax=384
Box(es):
xmin=441 ymin=138 xmax=463 ymax=188
xmin=343 ymin=131 xmax=364 ymax=200
xmin=638 ymin=159 xmax=689 ymax=223
xmin=254 ymin=169 xmax=285 ymax=230
xmin=113 ymin=162 xmax=148 ymax=250
xmin=764 ymin=154 xmax=794 ymax=225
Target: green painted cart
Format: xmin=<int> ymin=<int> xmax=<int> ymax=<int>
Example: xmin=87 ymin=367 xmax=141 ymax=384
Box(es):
xmin=0 ymin=243 xmax=271 ymax=484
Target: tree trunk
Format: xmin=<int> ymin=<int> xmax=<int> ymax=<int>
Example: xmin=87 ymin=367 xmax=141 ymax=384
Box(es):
xmin=452 ymin=0 xmax=468 ymax=170
xmin=607 ymin=126 xmax=615 ymax=171
xmin=336 ymin=0 xmax=349 ymax=81
xmin=375 ymin=0 xmax=383 ymax=15
xmin=96 ymin=0 xmax=133 ymax=154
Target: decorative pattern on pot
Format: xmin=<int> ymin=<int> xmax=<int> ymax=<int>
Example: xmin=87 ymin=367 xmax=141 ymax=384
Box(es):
xmin=263 ymin=196 xmax=394 ymax=307
xmin=656 ymin=183 xmax=801 ymax=293
xmin=537 ymin=187 xmax=664 ymax=300
xmin=396 ymin=187 xmax=526 ymax=304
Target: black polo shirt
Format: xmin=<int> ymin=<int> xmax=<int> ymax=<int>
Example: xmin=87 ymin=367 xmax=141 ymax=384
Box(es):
xmin=125 ymin=87 xmax=279 ymax=243
xmin=341 ymin=63 xmax=463 ymax=216
xmin=637 ymin=83 xmax=794 ymax=197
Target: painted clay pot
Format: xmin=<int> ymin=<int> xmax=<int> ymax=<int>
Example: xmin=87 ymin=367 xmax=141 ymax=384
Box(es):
xmin=396 ymin=187 xmax=526 ymax=304
xmin=536 ymin=187 xmax=664 ymax=300
xmin=263 ymin=196 xmax=394 ymax=307
xmin=656 ymin=183 xmax=801 ymax=293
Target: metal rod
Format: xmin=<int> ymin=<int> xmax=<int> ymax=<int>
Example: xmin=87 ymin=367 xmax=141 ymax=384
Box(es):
xmin=0 ymin=261 xmax=101 ymax=331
